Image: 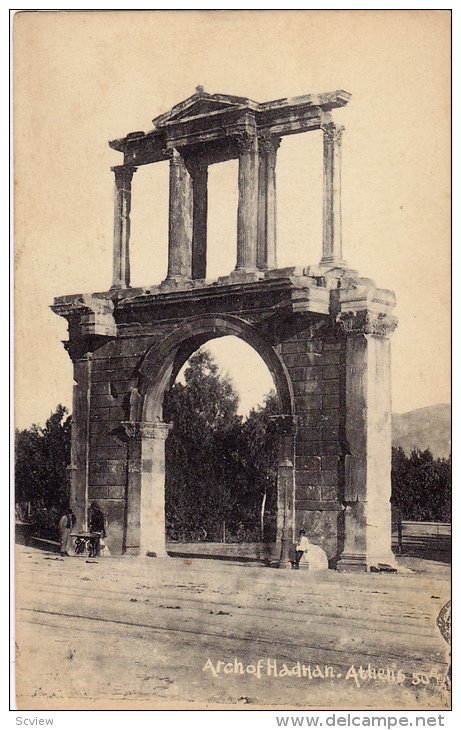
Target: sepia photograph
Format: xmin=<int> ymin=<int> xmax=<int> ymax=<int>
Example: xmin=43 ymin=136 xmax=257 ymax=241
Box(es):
xmin=13 ymin=9 xmax=451 ymax=712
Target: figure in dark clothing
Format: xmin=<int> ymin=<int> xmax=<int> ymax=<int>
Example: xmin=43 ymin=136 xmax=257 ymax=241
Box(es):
xmin=89 ymin=504 xmax=105 ymax=535
xmin=88 ymin=502 xmax=106 ymax=557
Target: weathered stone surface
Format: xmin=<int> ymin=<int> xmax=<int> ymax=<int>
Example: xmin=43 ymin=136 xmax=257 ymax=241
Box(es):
xmin=91 ymin=446 xmax=128 ymax=460
xmin=166 ymin=149 xmax=193 ymax=281
xmin=321 ymin=485 xmax=339 ymax=500
xmin=88 ymin=471 xmax=126 ymax=487
xmin=321 ymin=123 xmax=346 ymax=268
xmin=295 ymin=440 xmax=323 ymax=457
xmin=296 ymin=485 xmax=322 ymax=500
xmin=111 ymin=165 xmax=136 ymax=289
xmin=322 ymin=364 xmax=340 ymax=380
xmin=297 ymin=455 xmax=322 ymax=471
xmin=322 ymin=393 xmax=340 ymax=409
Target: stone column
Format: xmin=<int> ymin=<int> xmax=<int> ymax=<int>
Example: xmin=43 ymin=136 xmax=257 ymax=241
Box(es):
xmin=320 ymin=123 xmax=346 ymax=268
xmin=120 ymin=421 xmax=142 ymax=554
xmin=270 ymin=415 xmax=298 ymax=568
xmin=111 ymin=165 xmax=136 ymax=289
xmin=336 ymin=309 xmax=398 ymax=571
xmin=122 ymin=420 xmax=172 ymax=557
xmin=257 ymin=132 xmax=280 ymax=270
xmin=191 ymin=162 xmax=208 ymax=280
xmin=67 ymin=350 xmax=93 ymax=531
xmin=235 ymin=132 xmax=259 ymax=272
xmin=166 ymin=149 xmax=193 ymax=281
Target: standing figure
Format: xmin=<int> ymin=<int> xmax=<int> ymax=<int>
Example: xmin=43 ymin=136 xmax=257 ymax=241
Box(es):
xmin=293 ymin=529 xmax=309 ymax=570
xmin=58 ymin=508 xmax=76 ymax=556
xmin=88 ymin=502 xmax=106 ymax=557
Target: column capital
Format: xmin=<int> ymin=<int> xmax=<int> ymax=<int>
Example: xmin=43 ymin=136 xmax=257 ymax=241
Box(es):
xmin=257 ymin=130 xmax=281 ymax=154
xmin=321 ymin=122 xmax=345 ymax=145
xmin=111 ymin=164 xmax=137 ymax=182
xmin=337 ymin=310 xmax=398 ymax=338
xmin=235 ymin=131 xmax=258 ymax=154
xmin=121 ymin=420 xmax=173 ymax=441
xmin=162 ymin=147 xmax=185 ymax=165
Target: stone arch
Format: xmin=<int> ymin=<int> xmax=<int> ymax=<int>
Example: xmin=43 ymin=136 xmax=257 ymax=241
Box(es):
xmin=136 ymin=313 xmax=294 ymax=422
xmin=123 ymin=314 xmax=296 ymax=559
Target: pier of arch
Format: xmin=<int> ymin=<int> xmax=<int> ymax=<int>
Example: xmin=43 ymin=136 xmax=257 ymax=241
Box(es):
xmin=53 ymin=88 xmax=398 ymax=570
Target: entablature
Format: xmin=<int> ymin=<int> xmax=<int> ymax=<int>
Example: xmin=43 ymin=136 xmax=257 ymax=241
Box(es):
xmin=109 ymin=88 xmax=351 ymax=167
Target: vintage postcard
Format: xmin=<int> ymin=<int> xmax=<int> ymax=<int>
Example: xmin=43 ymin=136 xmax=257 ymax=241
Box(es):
xmin=13 ymin=10 xmax=451 ymax=712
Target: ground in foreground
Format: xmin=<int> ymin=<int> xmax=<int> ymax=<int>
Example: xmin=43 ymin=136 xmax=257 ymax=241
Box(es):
xmin=15 ymin=546 xmax=450 ymax=710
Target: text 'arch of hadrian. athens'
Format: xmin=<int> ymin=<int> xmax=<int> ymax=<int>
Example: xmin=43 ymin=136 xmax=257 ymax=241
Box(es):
xmin=52 ymin=86 xmax=398 ymax=571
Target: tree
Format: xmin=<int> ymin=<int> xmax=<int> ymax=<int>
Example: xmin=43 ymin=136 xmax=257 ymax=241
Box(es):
xmin=163 ymin=350 xmax=283 ymax=542
xmin=391 ymin=446 xmax=451 ymax=522
xmin=15 ymin=405 xmax=72 ymax=536
xmin=163 ymin=350 xmax=245 ymax=541
xmin=240 ymin=391 xmax=279 ymax=540
xmin=16 ymin=387 xmax=452 ymax=548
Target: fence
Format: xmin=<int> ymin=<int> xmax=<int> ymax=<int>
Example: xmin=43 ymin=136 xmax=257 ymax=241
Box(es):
xmin=392 ymin=521 xmax=451 ymax=556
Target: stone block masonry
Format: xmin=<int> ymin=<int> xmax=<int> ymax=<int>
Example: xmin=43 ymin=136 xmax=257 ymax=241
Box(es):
xmin=53 ymin=269 xmax=397 ymax=568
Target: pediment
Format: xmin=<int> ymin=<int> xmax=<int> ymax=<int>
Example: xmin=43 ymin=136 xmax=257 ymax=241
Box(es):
xmin=152 ymin=89 xmax=253 ymax=127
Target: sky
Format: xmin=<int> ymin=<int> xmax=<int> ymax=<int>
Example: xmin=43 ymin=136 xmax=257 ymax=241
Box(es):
xmin=14 ymin=10 xmax=451 ymax=428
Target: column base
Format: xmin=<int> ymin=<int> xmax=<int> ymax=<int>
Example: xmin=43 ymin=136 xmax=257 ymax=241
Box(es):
xmin=336 ymin=553 xmax=369 ymax=572
xmin=143 ymin=548 xmax=169 ymax=558
xmin=369 ymin=554 xmax=399 ymax=572
xmin=223 ymin=269 xmax=265 ymax=284
xmin=336 ymin=552 xmax=399 ymax=572
xmin=123 ymin=546 xmax=140 ymax=555
xmin=319 ymin=256 xmax=348 ymax=269
xmin=160 ymin=276 xmax=193 ymax=291
xmin=122 ymin=546 xmax=170 ymax=558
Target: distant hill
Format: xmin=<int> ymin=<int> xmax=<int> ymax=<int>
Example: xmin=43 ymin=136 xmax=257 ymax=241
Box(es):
xmin=392 ymin=404 xmax=451 ymax=459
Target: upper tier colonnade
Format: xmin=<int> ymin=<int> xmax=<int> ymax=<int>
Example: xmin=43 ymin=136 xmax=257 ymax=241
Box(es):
xmin=108 ymin=87 xmax=351 ymax=288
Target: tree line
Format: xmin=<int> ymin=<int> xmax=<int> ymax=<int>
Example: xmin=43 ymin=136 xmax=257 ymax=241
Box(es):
xmin=15 ymin=351 xmax=451 ymax=541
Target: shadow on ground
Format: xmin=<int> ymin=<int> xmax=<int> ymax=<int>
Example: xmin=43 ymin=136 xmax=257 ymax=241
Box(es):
xmin=392 ymin=536 xmax=451 ymax=564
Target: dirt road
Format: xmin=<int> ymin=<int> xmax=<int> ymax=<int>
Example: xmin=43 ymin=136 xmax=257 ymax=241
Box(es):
xmin=15 ymin=546 xmax=450 ymax=710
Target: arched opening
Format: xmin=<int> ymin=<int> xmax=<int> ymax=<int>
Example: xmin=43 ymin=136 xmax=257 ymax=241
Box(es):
xmin=139 ymin=316 xmax=294 ymax=420
xmin=163 ymin=337 xmax=279 ymax=553
xmin=131 ymin=316 xmax=295 ymax=561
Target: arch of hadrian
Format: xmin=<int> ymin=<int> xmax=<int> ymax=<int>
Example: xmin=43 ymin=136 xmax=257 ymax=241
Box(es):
xmin=52 ymin=87 xmax=398 ymax=571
